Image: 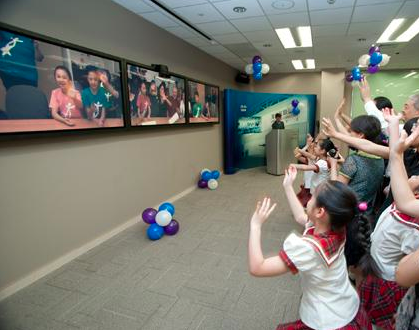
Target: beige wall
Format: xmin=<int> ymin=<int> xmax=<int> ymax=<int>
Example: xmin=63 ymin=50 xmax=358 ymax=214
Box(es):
xmin=0 ymin=0 xmax=240 ymax=292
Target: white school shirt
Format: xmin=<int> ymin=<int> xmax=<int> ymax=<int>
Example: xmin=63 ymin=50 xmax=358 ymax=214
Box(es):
xmin=281 ymin=230 xmax=359 ymax=330
xmin=371 ymin=204 xmax=419 ymax=281
xmin=304 ymin=158 xmax=315 ymax=189
xmin=310 ymin=159 xmax=330 ymax=194
xmin=364 ymin=100 xmax=404 ymax=136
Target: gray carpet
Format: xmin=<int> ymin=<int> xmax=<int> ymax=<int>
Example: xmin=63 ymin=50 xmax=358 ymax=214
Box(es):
xmin=0 ymin=167 xmax=302 ymax=330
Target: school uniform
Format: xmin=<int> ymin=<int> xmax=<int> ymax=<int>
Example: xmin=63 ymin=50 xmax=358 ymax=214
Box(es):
xmin=358 ymin=203 xmax=419 ymax=329
xmin=310 ymin=159 xmax=330 ymax=195
xmin=278 ymin=227 xmax=371 ymax=330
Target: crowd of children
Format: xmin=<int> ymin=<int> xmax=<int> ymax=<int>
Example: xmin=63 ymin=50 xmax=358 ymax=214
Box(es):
xmin=248 ymin=77 xmax=419 ymax=329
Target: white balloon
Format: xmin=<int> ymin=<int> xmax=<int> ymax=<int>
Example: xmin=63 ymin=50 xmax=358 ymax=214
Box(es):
xmin=358 ymin=54 xmax=370 ymax=67
xmin=155 ymin=210 xmax=172 ymax=227
xmin=207 ymin=179 xmax=218 ymax=190
xmin=380 ymin=54 xmax=391 ymax=66
xmin=245 ymin=64 xmax=253 ymax=74
xmin=200 ymin=168 xmax=211 ymax=175
xmin=261 ymin=63 xmax=270 ymax=74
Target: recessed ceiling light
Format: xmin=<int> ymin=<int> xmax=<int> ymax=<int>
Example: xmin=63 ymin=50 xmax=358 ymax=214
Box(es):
xmin=396 ymin=18 xmax=419 ymax=42
xmin=275 ymin=26 xmax=312 ymax=48
xmin=291 ymin=59 xmax=315 ymax=70
xmin=297 ymin=26 xmax=312 ymax=47
xmin=292 ymin=60 xmax=304 ymax=70
xmin=377 ymin=18 xmax=406 ymax=43
xmin=306 ymin=59 xmax=315 ymax=69
xmin=272 ymin=0 xmax=295 ymax=10
xmin=233 ymin=6 xmax=247 ymax=13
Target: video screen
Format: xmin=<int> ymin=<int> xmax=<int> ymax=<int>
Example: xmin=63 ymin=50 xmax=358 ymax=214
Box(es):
xmin=127 ymin=64 xmax=186 ymax=126
xmin=0 ymin=28 xmax=125 ymax=134
xmin=187 ymin=81 xmax=219 ymax=124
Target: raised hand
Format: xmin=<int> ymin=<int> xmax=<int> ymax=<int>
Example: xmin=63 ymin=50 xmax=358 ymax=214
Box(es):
xmin=283 ymin=165 xmax=297 ymax=187
xmin=306 ymin=133 xmax=314 ymax=145
xmin=382 ymin=107 xmax=402 ymax=124
xmin=358 ymin=76 xmax=371 ymax=102
xmin=250 ymin=197 xmax=277 ymax=227
xmin=321 ymin=118 xmax=337 ymax=137
xmin=335 ymin=98 xmax=346 ymax=117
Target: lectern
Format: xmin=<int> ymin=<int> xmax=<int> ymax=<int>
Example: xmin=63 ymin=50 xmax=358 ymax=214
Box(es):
xmin=266 ymin=128 xmax=299 ymax=175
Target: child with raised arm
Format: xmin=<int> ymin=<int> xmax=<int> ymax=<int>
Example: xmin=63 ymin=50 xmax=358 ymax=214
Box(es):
xmin=248 ymin=165 xmax=372 ymax=329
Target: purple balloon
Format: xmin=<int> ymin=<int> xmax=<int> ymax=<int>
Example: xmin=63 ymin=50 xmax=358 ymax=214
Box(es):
xmin=368 ymin=45 xmax=380 ymax=56
xmin=291 ymin=99 xmax=299 ymax=108
xmin=345 ymin=74 xmax=354 ymax=82
xmin=367 ymin=64 xmax=380 ymax=74
xmin=164 ymin=219 xmax=179 ymax=235
xmin=142 ymin=208 xmax=157 ymax=224
xmin=198 ymin=179 xmax=208 ymax=188
xmin=252 ymin=55 xmax=262 ymax=64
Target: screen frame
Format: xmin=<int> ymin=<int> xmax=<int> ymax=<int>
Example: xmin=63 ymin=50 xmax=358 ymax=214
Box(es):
xmin=124 ymin=60 xmax=188 ymax=128
xmin=186 ymin=78 xmax=220 ymax=125
xmin=0 ymin=22 xmax=129 ymax=139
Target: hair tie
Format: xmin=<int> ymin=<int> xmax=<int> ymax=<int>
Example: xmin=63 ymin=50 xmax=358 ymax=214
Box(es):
xmin=358 ymin=202 xmax=368 ymax=212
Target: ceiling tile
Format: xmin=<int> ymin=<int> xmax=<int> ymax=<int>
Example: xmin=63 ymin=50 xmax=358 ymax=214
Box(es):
xmin=158 ymin=0 xmax=208 ymax=8
xmin=310 ymin=8 xmax=353 ymax=25
xmin=268 ymin=11 xmax=310 ymax=28
xmin=312 ymin=24 xmax=348 ymax=37
xmin=211 ymin=0 xmax=265 ymax=19
xmin=307 ymin=0 xmax=355 ymax=11
xmin=200 ymin=45 xmax=231 ymax=54
xmin=184 ymin=37 xmax=214 ymax=47
xmin=140 ymin=12 xmax=179 ymax=28
xmin=165 ymin=26 xmax=199 ymax=39
xmin=352 ymin=2 xmax=403 ymax=22
xmin=224 ymin=43 xmax=260 ymax=57
xmin=230 ymin=16 xmax=273 ymax=32
xmin=356 ymin=0 xmax=404 ymax=5
xmin=347 ymin=21 xmax=390 ymax=36
xmin=396 ymin=0 xmax=419 ymax=18
xmin=195 ymin=21 xmax=238 ymax=35
xmin=258 ymin=0 xmax=308 ymax=14
xmin=173 ymin=3 xmax=225 ymax=23
xmin=242 ymin=30 xmax=279 ymax=43
xmin=112 ymin=0 xmax=155 ymax=13
xmin=213 ymin=33 xmax=248 ymax=44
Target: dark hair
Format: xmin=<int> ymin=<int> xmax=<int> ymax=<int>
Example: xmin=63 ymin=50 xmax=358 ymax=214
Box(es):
xmin=194 ymin=91 xmax=199 ymax=97
xmin=54 ymin=65 xmax=72 ymax=81
xmin=85 ymin=65 xmax=97 ymax=75
xmin=354 ymin=215 xmax=380 ymax=277
xmin=315 ymin=180 xmax=357 ymax=231
xmin=318 ymin=138 xmax=336 ymax=153
xmin=374 ymin=96 xmax=393 ymax=110
xmin=275 ymin=113 xmax=282 ymax=119
xmin=403 ymin=117 xmax=419 ymax=136
xmin=350 ymin=115 xmax=381 ymax=142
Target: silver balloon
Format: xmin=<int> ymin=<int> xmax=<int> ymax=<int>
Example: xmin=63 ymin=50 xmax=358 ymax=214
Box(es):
xmin=245 ymin=64 xmax=253 ymax=74
xmin=380 ymin=54 xmax=390 ymax=66
xmin=358 ymin=54 xmax=370 ymax=67
xmin=261 ymin=63 xmax=270 ymax=74
xmin=207 ymin=179 xmax=218 ymax=190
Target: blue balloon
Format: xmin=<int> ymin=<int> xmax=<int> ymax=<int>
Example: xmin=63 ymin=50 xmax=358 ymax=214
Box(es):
xmin=292 ymin=107 xmax=300 ymax=116
xmin=351 ymin=66 xmax=362 ymax=81
xmin=211 ymin=170 xmax=220 ymax=180
xmin=147 ymin=223 xmax=164 ymax=240
xmin=201 ymin=171 xmax=212 ymax=181
xmin=253 ymin=62 xmax=262 ymax=73
xmin=253 ymin=72 xmax=263 ymax=80
xmin=158 ymin=202 xmax=175 ymax=216
xmin=369 ymin=52 xmax=383 ymax=66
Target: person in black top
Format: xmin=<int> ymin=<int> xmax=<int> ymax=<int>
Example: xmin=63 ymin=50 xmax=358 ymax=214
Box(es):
xmin=272 ymin=113 xmax=285 ymax=129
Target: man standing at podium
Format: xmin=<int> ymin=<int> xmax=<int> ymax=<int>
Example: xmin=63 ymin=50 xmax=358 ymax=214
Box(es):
xmin=272 ymin=113 xmax=284 ymax=129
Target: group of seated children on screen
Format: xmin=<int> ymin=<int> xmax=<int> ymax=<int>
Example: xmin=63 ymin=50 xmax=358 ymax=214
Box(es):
xmin=188 ymin=86 xmax=218 ymax=120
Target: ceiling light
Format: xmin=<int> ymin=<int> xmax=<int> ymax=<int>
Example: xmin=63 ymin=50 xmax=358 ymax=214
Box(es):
xmin=306 ymin=59 xmax=315 ymax=69
xmin=292 ymin=60 xmax=304 ymax=70
xmin=396 ymin=18 xmax=419 ymax=42
xmin=276 ymin=28 xmax=296 ymax=48
xmin=377 ymin=18 xmax=405 ymax=43
xmin=272 ymin=0 xmax=295 ymax=10
xmin=275 ymin=26 xmax=312 ymax=48
xmin=297 ymin=26 xmax=312 ymax=47
xmin=233 ymin=6 xmax=247 ymax=13
xmin=402 ymin=71 xmax=417 ymax=79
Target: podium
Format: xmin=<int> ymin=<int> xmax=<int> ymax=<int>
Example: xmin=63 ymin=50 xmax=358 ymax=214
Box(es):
xmin=266 ymin=128 xmax=299 ymax=175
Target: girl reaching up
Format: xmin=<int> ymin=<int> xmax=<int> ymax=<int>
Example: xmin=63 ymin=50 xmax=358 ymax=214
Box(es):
xmin=248 ymin=165 xmax=372 ymax=329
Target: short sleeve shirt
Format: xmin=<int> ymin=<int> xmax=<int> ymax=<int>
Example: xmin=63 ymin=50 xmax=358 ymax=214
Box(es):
xmin=81 ymin=87 xmax=111 ymax=118
xmin=310 ymin=159 xmax=330 ymax=194
xmin=49 ymin=88 xmax=83 ymax=119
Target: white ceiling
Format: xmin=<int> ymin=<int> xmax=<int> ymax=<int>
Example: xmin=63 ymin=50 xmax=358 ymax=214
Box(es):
xmin=112 ymin=0 xmax=419 ymax=73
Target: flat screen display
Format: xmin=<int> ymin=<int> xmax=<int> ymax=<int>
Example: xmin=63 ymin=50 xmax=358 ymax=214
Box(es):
xmin=187 ymin=80 xmax=219 ymax=124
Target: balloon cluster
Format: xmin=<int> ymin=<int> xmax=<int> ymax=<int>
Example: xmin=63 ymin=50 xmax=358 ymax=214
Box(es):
xmin=358 ymin=45 xmax=390 ymax=74
xmin=245 ymin=56 xmax=270 ymax=81
xmin=346 ymin=66 xmax=363 ymax=83
xmin=197 ymin=168 xmax=220 ymax=190
xmin=290 ymin=99 xmax=300 ymax=116
xmin=142 ymin=202 xmax=179 ymax=240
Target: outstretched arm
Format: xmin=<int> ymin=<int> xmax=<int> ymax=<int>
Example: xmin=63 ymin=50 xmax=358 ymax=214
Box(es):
xmin=248 ymin=198 xmax=289 ymax=277
xmin=282 ymin=165 xmax=308 ymax=226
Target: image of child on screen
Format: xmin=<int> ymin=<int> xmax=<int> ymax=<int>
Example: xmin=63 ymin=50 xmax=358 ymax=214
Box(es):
xmin=0 ymin=31 xmax=44 ymax=90
xmin=179 ymin=89 xmax=185 ymax=119
xmin=149 ymin=80 xmax=160 ymax=117
xmin=158 ymin=82 xmax=171 ymax=117
xmin=192 ymin=91 xmax=205 ymax=119
xmin=167 ymin=85 xmax=180 ymax=118
xmin=81 ymin=67 xmax=118 ymax=127
xmin=49 ymin=65 xmax=82 ymax=126
xmin=210 ymin=87 xmax=218 ymax=118
xmin=136 ymin=81 xmax=151 ymax=120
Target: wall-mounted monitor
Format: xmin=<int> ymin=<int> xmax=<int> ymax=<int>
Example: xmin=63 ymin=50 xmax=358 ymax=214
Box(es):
xmin=0 ymin=25 xmax=126 ymax=135
xmin=187 ymin=80 xmax=219 ymax=124
xmin=126 ymin=63 xmax=186 ymax=126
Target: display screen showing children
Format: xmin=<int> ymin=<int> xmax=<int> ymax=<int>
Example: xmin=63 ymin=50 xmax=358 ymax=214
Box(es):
xmin=0 ymin=28 xmax=124 ymax=133
xmin=188 ymin=81 xmax=219 ymax=123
